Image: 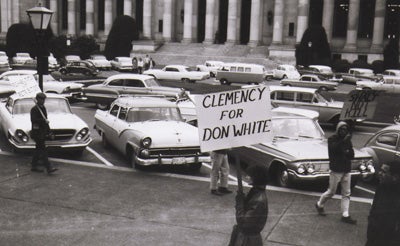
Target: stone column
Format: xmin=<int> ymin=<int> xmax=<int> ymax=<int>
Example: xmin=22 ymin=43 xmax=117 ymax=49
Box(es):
xmin=124 ymin=0 xmax=132 ymax=16
xmin=248 ymin=0 xmax=261 ymax=47
xmin=50 ymin=0 xmax=58 ymax=35
xmin=86 ymin=0 xmax=95 ymax=35
xmin=203 ymin=0 xmax=215 ymax=44
xmin=104 ymin=0 xmax=113 ymax=35
xmin=226 ymin=0 xmax=238 ymax=44
xmin=296 ymin=0 xmax=310 ymax=43
xmin=0 ymin=0 xmax=9 ymax=33
xmin=272 ymin=0 xmax=284 ymax=44
xmin=163 ymin=0 xmax=173 ymax=42
xmin=67 ymin=0 xmax=76 ymax=35
xmin=344 ymin=0 xmax=360 ymax=50
xmin=322 ymin=0 xmax=334 ymax=42
xmin=11 ymin=0 xmax=19 ymax=24
xmin=371 ymin=0 xmax=386 ymax=50
xmin=182 ymin=0 xmax=193 ymax=43
xmin=143 ymin=0 xmax=152 ymax=39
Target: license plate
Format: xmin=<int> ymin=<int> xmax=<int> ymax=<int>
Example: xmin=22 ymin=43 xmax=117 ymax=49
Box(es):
xmin=172 ymin=157 xmax=186 ymax=165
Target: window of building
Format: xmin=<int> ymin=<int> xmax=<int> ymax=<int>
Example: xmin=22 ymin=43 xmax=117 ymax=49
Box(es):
xmin=159 ymin=20 xmax=163 ymax=33
xmin=80 ymin=0 xmax=86 ymax=30
xmin=98 ymin=0 xmax=105 ymax=31
xmin=385 ymin=0 xmax=400 ymax=39
xmin=61 ymin=0 xmax=68 ymax=30
xmin=288 ymin=23 xmax=295 ymax=37
xmin=358 ymin=55 xmax=368 ymax=62
xmin=358 ymin=0 xmax=375 ymax=38
xmin=332 ymin=0 xmax=348 ymax=37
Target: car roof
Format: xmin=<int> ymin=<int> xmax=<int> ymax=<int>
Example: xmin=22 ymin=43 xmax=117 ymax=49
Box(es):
xmin=1 ymin=70 xmax=37 ymax=76
xmin=165 ymin=65 xmax=189 ymax=68
xmin=105 ymin=73 xmax=155 ymax=81
xmin=349 ymin=68 xmax=373 ymax=72
xmin=278 ymin=64 xmax=296 ymax=68
xmin=269 ymin=85 xmax=317 ymax=93
xmin=114 ymin=96 xmax=177 ymax=108
xmin=378 ymin=124 xmax=400 ymax=132
xmin=10 ymin=93 xmax=66 ymax=101
xmin=309 ymin=65 xmax=331 ymax=69
xmin=222 ymin=62 xmax=263 ymax=67
xmin=384 ymin=69 xmax=400 ymax=73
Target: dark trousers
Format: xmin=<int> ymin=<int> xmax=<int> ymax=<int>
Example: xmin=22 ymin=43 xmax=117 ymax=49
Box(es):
xmin=32 ymin=137 xmax=51 ymax=170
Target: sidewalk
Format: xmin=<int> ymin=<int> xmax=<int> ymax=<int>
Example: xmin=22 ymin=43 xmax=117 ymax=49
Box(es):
xmin=0 ymin=152 xmax=371 ymax=246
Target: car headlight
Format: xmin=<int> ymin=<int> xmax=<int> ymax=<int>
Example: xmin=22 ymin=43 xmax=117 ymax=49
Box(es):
xmin=297 ymin=164 xmax=306 ymax=174
xmin=141 ymin=137 xmax=152 ymax=148
xmin=15 ymin=129 xmax=29 ymax=142
xmin=76 ymin=127 xmax=89 ymax=141
xmin=367 ymin=164 xmax=375 ymax=173
xmin=296 ymin=162 xmax=316 ymax=174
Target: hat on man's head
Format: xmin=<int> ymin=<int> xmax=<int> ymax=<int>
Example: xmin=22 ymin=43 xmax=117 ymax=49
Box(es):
xmin=35 ymin=92 xmax=47 ymax=99
xmin=336 ymin=121 xmax=348 ymax=132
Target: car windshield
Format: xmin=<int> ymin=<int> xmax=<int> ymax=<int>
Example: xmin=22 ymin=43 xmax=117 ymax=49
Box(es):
xmin=144 ymin=78 xmax=161 ymax=87
xmin=12 ymin=98 xmax=71 ymax=115
xmin=126 ymin=107 xmax=183 ymax=123
xmin=272 ymin=118 xmax=324 ymax=139
xmin=18 ymin=53 xmax=30 ymax=57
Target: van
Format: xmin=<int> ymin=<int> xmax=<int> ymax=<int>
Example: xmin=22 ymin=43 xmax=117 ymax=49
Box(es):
xmin=215 ymin=63 xmax=265 ymax=85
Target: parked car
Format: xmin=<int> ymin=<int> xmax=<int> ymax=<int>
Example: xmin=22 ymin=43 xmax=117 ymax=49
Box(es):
xmin=48 ymin=53 xmax=60 ymax=71
xmin=215 ymin=63 xmax=266 ymax=85
xmin=230 ymin=111 xmax=374 ymax=187
xmin=80 ymin=73 xmax=187 ymax=110
xmin=272 ymin=64 xmax=301 ymax=80
xmin=356 ymin=76 xmax=400 ymax=93
xmin=297 ymin=65 xmax=335 ymax=78
xmin=361 ymin=123 xmax=400 ymax=180
xmin=382 ymin=69 xmax=400 ymax=77
xmin=0 ymin=70 xmax=83 ymax=99
xmin=13 ymin=54 xmax=59 ymax=72
xmin=11 ymin=52 xmax=33 ymax=65
xmin=0 ymin=51 xmax=11 ymax=71
xmin=195 ymin=60 xmax=224 ymax=77
xmin=87 ymin=55 xmax=112 ymax=70
xmin=59 ymin=60 xmax=99 ymax=76
xmin=280 ymin=74 xmax=338 ymax=91
xmin=269 ymin=85 xmax=343 ymax=125
xmin=341 ymin=68 xmax=376 ymax=84
xmin=143 ymin=65 xmax=210 ymax=83
xmin=94 ymin=96 xmax=211 ymax=170
xmin=0 ymin=93 xmax=91 ymax=153
xmin=110 ymin=57 xmax=133 ymax=71
xmin=65 ymin=55 xmax=81 ymax=62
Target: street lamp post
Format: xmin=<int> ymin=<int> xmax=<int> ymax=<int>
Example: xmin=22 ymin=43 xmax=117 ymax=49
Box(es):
xmin=26 ymin=3 xmax=53 ymax=92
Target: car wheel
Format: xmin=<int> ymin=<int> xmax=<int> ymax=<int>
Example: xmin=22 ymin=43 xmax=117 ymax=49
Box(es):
xmin=319 ymin=86 xmax=328 ymax=91
xmin=96 ymin=103 xmax=109 ymax=110
xmin=182 ymin=78 xmax=190 ymax=83
xmin=101 ymin=133 xmax=109 ymax=148
xmin=220 ymin=79 xmax=229 ymax=85
xmin=60 ymin=69 xmax=67 ymax=75
xmin=276 ymin=166 xmax=291 ymax=187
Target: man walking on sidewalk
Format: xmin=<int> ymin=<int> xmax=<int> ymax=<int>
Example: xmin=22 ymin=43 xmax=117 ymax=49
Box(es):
xmin=315 ymin=121 xmax=357 ymax=224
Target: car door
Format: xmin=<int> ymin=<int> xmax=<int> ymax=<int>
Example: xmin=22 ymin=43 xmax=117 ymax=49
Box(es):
xmin=112 ymin=106 xmax=130 ymax=153
xmin=102 ymin=104 xmax=120 ymax=146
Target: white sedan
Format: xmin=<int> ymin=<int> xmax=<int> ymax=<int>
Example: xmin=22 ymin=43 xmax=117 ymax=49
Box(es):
xmin=110 ymin=57 xmax=133 ymax=71
xmin=0 ymin=70 xmax=84 ymax=99
xmin=0 ymin=94 xmax=92 ymax=153
xmin=143 ymin=65 xmax=210 ymax=83
xmin=12 ymin=52 xmax=34 ymax=65
xmin=87 ymin=55 xmax=112 ymax=70
xmin=273 ymin=64 xmax=301 ymax=80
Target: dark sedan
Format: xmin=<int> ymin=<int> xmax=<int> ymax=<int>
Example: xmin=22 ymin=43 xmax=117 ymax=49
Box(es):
xmin=59 ymin=60 xmax=99 ymax=76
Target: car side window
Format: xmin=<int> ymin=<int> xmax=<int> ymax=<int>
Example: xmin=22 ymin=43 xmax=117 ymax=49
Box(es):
xmin=230 ymin=67 xmax=237 ymax=72
xmin=297 ymin=92 xmax=313 ymax=103
xmin=165 ymin=67 xmax=178 ymax=72
xmin=110 ymin=105 xmax=119 ymax=116
xmin=124 ymin=79 xmax=145 ymax=87
xmin=275 ymin=91 xmax=294 ymax=101
xmin=118 ymin=107 xmax=128 ymax=120
xmin=376 ymin=133 xmax=398 ymax=147
xmin=245 ymin=67 xmax=251 ymax=72
xmin=108 ymin=79 xmax=123 ymax=86
xmin=237 ymin=67 xmax=244 ymax=72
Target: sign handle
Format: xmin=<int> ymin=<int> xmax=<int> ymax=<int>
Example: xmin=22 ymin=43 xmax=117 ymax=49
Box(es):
xmin=234 ymin=152 xmax=243 ymax=193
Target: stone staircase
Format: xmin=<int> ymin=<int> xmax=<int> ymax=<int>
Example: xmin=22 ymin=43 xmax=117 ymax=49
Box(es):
xmin=130 ymin=42 xmax=284 ymax=69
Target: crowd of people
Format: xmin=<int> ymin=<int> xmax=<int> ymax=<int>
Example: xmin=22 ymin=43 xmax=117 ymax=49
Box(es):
xmin=131 ymin=54 xmax=156 ymax=74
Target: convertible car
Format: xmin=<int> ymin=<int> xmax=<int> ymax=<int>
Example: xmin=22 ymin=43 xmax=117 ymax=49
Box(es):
xmin=94 ymin=96 xmax=211 ymax=171
xmin=0 ymin=93 xmax=92 ymax=154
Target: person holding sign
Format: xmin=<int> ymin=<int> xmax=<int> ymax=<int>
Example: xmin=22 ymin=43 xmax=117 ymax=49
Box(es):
xmin=30 ymin=92 xmax=58 ymax=174
xmin=210 ymin=149 xmax=232 ymax=196
xmin=315 ymin=121 xmax=356 ymax=224
xmin=229 ymin=165 xmax=269 ymax=246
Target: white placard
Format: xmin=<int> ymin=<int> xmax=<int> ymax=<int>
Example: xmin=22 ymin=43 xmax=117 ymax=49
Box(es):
xmin=340 ymin=89 xmax=381 ymax=121
xmin=8 ymin=75 xmax=41 ymax=97
xmin=195 ymin=85 xmax=273 ymax=152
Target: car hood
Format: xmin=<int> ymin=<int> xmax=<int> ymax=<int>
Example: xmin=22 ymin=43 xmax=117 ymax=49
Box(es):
xmin=12 ymin=113 xmax=88 ymax=131
xmin=131 ymin=121 xmax=200 ymax=147
xmin=259 ymin=139 xmax=370 ymax=160
xmin=326 ymin=101 xmax=344 ymax=108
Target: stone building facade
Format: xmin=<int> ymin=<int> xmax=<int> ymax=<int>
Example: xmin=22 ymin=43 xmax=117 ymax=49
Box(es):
xmin=1 ymin=0 xmax=399 ymax=62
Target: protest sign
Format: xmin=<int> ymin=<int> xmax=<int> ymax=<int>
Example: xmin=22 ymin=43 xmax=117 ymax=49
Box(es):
xmin=7 ymin=75 xmax=41 ymax=97
xmin=340 ymin=89 xmax=381 ymax=121
xmin=195 ymin=85 xmax=273 ymax=152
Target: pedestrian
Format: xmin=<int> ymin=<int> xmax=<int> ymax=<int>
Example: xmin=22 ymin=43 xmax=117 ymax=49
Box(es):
xmin=229 ymin=165 xmax=269 ymax=246
xmin=315 ymin=121 xmax=357 ymax=224
xmin=132 ymin=57 xmax=138 ymax=73
xmin=365 ymin=161 xmax=400 ymax=246
xmin=30 ymin=92 xmax=57 ymax=174
xmin=149 ymin=57 xmax=156 ymax=69
xmin=144 ymin=54 xmax=150 ymax=70
xmin=137 ymin=57 xmax=144 ymax=74
xmin=210 ymin=149 xmax=232 ymax=196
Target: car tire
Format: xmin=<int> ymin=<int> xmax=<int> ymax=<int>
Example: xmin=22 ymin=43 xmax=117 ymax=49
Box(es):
xmin=220 ymin=79 xmax=229 ymax=85
xmin=96 ymin=103 xmax=109 ymax=110
xmin=182 ymin=78 xmax=190 ymax=83
xmin=276 ymin=166 xmax=291 ymax=187
xmin=101 ymin=133 xmax=109 ymax=148
xmin=60 ymin=69 xmax=67 ymax=75
xmin=319 ymin=86 xmax=328 ymax=91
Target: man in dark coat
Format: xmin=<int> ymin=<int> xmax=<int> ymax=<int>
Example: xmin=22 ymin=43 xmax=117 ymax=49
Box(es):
xmin=315 ymin=121 xmax=357 ymax=224
xmin=366 ymin=161 xmax=400 ymax=246
xmin=30 ymin=92 xmax=57 ymax=174
xmin=229 ymin=165 xmax=269 ymax=246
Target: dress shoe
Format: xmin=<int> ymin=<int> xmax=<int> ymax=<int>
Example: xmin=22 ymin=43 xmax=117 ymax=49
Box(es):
xmin=47 ymin=168 xmax=58 ymax=174
xmin=31 ymin=168 xmax=44 ymax=173
xmin=218 ymin=187 xmax=233 ymax=194
xmin=211 ymin=189 xmax=223 ymax=196
xmin=341 ymin=216 xmax=357 ymax=225
xmin=315 ymin=202 xmax=326 ymax=216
